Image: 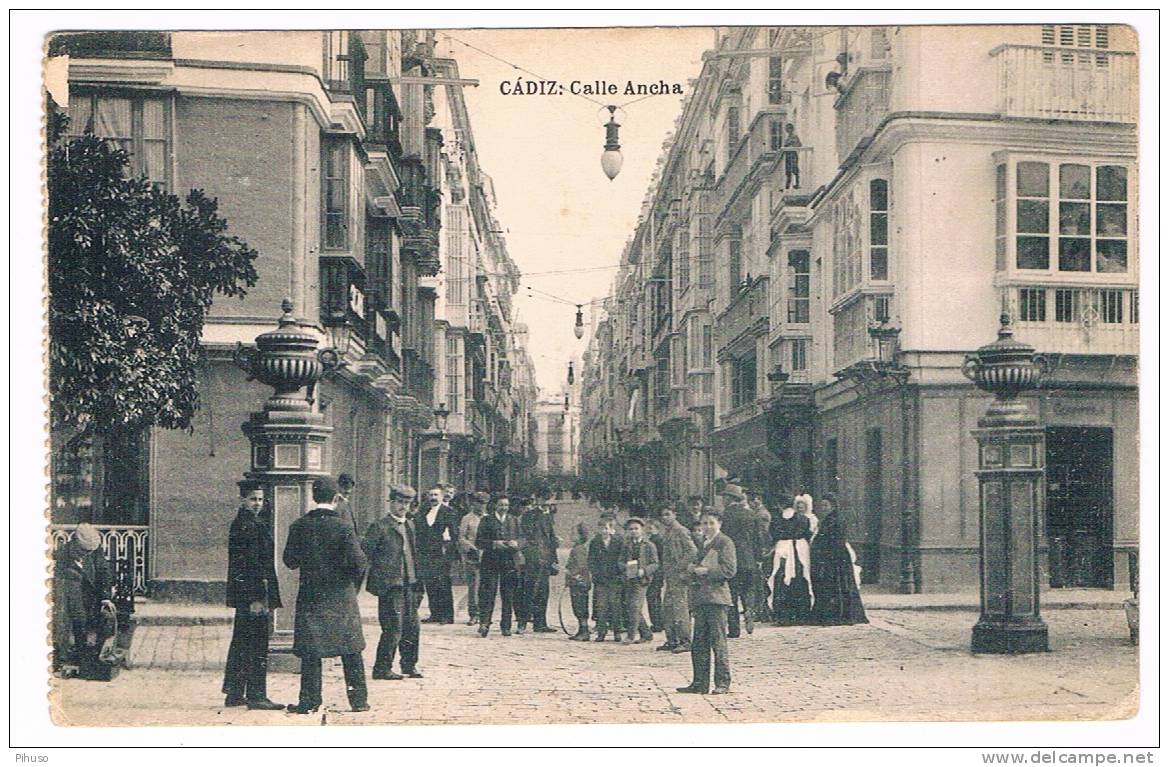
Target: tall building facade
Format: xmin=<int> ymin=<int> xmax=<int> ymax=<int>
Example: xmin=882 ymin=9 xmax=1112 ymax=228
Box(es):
xmin=580 ymin=25 xmax=1138 ymax=592
xmin=47 ymin=30 xmax=533 ymax=600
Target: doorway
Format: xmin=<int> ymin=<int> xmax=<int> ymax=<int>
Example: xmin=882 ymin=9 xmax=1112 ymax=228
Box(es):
xmin=1045 ymin=426 xmax=1113 ymax=588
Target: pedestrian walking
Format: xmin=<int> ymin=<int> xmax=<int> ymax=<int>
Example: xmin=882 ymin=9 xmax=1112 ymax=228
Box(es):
xmin=655 ymin=506 xmax=697 ymax=654
xmin=336 ymin=473 xmax=361 ymax=536
xmin=588 ymin=512 xmax=626 ymax=642
xmin=474 ymin=495 xmax=523 ymax=637
xmin=363 ymin=484 xmax=423 ymax=681
xmin=417 ymin=486 xmax=458 ymax=623
xmin=283 ymin=477 xmax=369 ymax=714
xmin=564 ymin=522 xmax=592 ymax=640
xmin=747 ymin=489 xmax=773 ymax=618
xmin=517 ymin=495 xmax=560 ymax=633
xmin=808 ymin=494 xmax=868 ymax=626
xmin=719 ymin=483 xmax=766 ymax=637
xmin=221 ymin=481 xmax=284 ymax=710
xmin=677 ymin=508 xmax=737 ymax=696
xmin=52 ymin=523 xmax=114 ymax=677
xmin=457 ymin=490 xmax=490 ymax=625
xmin=621 ymin=517 xmax=659 ymax=644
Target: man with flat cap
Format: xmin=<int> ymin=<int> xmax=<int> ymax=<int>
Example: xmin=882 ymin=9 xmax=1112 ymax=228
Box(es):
xmin=457 ymin=490 xmax=490 ymax=625
xmin=719 ymin=482 xmax=764 ymax=638
xmin=52 ymin=523 xmax=114 ymax=675
xmin=363 ymin=484 xmax=423 ymax=680
xmin=283 ymin=476 xmax=369 ymax=713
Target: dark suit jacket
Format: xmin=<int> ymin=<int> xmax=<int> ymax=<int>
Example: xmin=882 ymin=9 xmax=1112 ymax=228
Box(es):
xmin=474 ymin=512 xmax=523 ymax=573
xmin=587 ymin=534 xmax=627 ymax=584
xmin=52 ymin=544 xmax=113 ymax=644
xmin=363 ymin=515 xmax=420 ymax=595
xmin=226 ymin=506 xmax=282 ymax=609
xmin=283 ymin=507 xmax=367 ymax=658
xmin=721 ymin=502 xmax=766 ymax=568
xmin=520 ymin=508 xmax=559 ymax=572
xmin=415 ymin=503 xmax=458 ymax=576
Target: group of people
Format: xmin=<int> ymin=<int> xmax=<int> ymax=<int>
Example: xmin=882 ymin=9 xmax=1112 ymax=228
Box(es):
xmin=218 ymin=475 xmax=567 ymax=713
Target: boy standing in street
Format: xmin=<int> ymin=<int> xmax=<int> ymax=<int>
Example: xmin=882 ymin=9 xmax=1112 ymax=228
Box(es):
xmin=565 ymin=522 xmax=592 ymax=640
xmin=678 ymin=508 xmax=737 ymax=696
xmin=621 ymin=517 xmax=659 ymax=644
xmin=222 ymin=480 xmax=284 ymax=710
xmin=588 ymin=512 xmax=626 ymax=642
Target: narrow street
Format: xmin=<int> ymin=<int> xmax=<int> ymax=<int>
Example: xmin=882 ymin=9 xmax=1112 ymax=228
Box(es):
xmin=50 ymin=500 xmax=1138 ymax=727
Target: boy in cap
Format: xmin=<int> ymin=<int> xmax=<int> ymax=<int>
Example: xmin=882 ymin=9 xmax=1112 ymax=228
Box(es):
xmin=222 ymin=480 xmax=284 ymax=709
xmin=52 ymin=523 xmax=114 ymax=675
xmin=621 ymin=517 xmax=659 ymax=644
xmin=564 ymin=522 xmax=592 ymax=640
xmin=363 ymin=484 xmax=423 ymax=680
xmin=587 ymin=512 xmax=626 ymax=642
xmin=678 ymin=507 xmax=737 ymax=696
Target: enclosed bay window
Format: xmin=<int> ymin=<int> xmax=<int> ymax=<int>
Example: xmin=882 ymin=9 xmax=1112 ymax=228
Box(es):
xmin=786 ymin=249 xmax=810 ymax=323
xmin=322 ymin=136 xmax=351 ymax=251
xmin=67 ymin=93 xmax=171 ymax=189
xmin=791 ymin=338 xmax=808 ymax=372
xmin=768 ymin=57 xmax=784 ymax=104
xmin=728 ymin=238 xmax=743 ymax=291
xmin=998 ymin=159 xmax=1131 ymax=274
xmin=729 ymin=352 xmax=757 ymax=410
xmin=869 ymin=179 xmax=889 ymax=280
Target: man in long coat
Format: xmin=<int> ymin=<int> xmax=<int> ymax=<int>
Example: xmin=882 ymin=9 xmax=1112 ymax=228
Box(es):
xmin=474 ymin=495 xmax=523 ymax=637
xmin=720 ymin=483 xmax=766 ymax=638
xmin=222 ymin=480 xmax=283 ymax=709
xmin=283 ymin=477 xmax=369 ymax=713
xmin=517 ymin=496 xmax=559 ymax=633
xmin=363 ymin=484 xmax=423 ymax=680
xmin=416 ymin=486 xmax=458 ymax=623
xmin=52 ymin=523 xmax=113 ymax=674
xmin=656 ymin=507 xmax=697 ymax=653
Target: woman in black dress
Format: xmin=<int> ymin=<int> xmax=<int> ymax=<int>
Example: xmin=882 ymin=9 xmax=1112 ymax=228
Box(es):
xmin=808 ymin=494 xmax=868 ymax=625
xmin=768 ymin=503 xmax=813 ymax=625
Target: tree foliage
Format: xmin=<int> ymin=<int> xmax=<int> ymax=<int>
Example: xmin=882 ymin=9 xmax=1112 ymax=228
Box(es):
xmin=47 ymin=112 xmax=258 ymax=443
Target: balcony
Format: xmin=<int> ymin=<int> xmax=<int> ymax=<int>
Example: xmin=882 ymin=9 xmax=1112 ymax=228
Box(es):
xmin=835 ymin=67 xmax=891 ymax=163
xmin=992 ymin=45 xmax=1137 ymax=124
xmin=320 ymin=255 xmax=368 ymax=343
xmin=720 ymin=399 xmax=764 ymax=430
xmin=323 ymin=32 xmax=367 ymax=119
xmin=363 ymin=76 xmax=404 ymax=159
xmin=717 ymin=108 xmax=785 ymax=220
xmin=770 ymin=146 xmax=816 ymax=214
xmin=1014 ymin=286 xmax=1138 ymax=356
xmin=716 ymin=275 xmax=769 ymax=354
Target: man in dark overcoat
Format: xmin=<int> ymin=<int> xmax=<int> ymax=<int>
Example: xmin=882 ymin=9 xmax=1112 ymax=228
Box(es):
xmin=416 ymin=486 xmax=458 ymax=623
xmin=720 ymin=483 xmax=766 ymax=638
xmin=363 ymin=484 xmax=423 ymax=680
xmin=222 ymin=481 xmax=284 ymax=709
xmin=283 ymin=476 xmax=369 ymax=713
xmin=517 ymin=496 xmax=560 ymax=633
xmin=474 ymin=495 xmax=523 ymax=637
xmin=52 ymin=523 xmax=113 ymax=674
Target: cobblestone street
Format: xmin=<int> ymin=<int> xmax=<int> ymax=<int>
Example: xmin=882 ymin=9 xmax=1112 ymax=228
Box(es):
xmin=51 ymin=498 xmax=1138 ymax=728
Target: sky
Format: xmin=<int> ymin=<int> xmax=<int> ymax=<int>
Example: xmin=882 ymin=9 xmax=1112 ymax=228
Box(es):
xmin=435 ymin=27 xmax=713 ymax=394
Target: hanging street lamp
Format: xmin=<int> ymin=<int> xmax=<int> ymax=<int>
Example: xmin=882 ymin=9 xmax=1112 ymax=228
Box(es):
xmin=600 ymin=105 xmax=623 ymax=180
xmin=574 ymin=304 xmax=585 ymax=339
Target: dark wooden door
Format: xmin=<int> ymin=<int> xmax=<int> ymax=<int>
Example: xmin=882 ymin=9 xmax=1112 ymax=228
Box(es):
xmin=1045 ymin=426 xmax=1113 ymax=588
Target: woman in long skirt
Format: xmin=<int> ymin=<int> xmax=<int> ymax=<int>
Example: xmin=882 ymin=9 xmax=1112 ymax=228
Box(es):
xmin=768 ymin=501 xmax=813 ymax=625
xmin=808 ymin=494 xmax=868 ymax=625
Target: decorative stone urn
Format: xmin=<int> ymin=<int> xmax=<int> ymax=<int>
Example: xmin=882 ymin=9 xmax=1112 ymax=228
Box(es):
xmin=962 ymin=313 xmax=1050 ymax=426
xmin=232 ymin=298 xmax=341 ymax=412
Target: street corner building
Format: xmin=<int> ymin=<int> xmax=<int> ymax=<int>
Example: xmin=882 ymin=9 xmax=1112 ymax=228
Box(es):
xmin=46 ymin=30 xmax=539 ymax=602
xmin=579 ymin=25 xmax=1138 ymax=594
